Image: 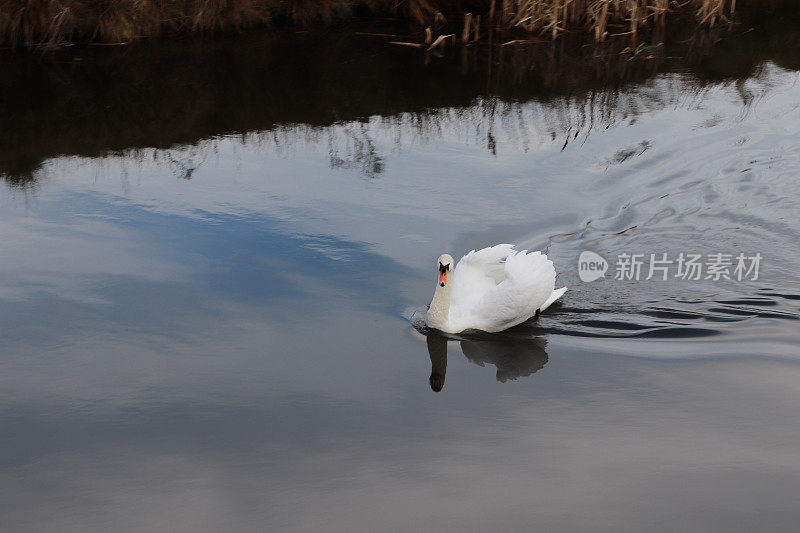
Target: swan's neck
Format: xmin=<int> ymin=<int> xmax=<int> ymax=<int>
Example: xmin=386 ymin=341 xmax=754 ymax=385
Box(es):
xmin=427 ymin=281 xmax=452 ymax=331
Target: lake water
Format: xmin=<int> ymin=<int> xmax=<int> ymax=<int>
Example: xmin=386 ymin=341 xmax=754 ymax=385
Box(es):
xmin=2 ymin=18 xmax=800 ymax=531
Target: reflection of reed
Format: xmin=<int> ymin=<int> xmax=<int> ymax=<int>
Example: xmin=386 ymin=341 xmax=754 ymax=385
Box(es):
xmin=1 ymin=18 xmax=795 ymax=187
xmin=13 ymin=54 xmax=778 ymax=188
xmin=0 ymin=70 xmax=759 ymax=186
xmin=328 ymin=124 xmax=384 ymax=178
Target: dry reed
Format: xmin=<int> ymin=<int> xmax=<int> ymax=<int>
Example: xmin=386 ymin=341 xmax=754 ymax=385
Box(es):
xmin=0 ymin=0 xmax=748 ymax=46
xmin=503 ymin=0 xmax=734 ymax=41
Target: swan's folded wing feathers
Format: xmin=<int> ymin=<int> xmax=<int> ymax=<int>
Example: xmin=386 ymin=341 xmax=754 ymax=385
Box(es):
xmin=456 ymin=244 xmax=515 ymax=283
xmin=469 ymin=250 xmax=557 ymax=332
xmin=450 ymin=244 xmax=516 ymax=312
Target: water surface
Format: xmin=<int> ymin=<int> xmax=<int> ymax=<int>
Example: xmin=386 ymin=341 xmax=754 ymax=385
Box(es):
xmin=2 ymin=20 xmax=800 ymax=531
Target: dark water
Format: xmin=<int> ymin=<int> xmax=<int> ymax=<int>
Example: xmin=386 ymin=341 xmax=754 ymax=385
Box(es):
xmin=2 ymin=15 xmax=800 ymax=531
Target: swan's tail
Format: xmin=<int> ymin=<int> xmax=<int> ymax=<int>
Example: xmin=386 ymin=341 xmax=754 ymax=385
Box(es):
xmin=539 ymin=286 xmax=567 ymax=313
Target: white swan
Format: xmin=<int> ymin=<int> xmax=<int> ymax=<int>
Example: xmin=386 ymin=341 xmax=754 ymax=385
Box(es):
xmin=426 ymin=244 xmax=567 ymax=334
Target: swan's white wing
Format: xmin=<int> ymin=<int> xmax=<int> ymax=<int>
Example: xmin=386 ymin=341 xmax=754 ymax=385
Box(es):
xmin=467 ymin=250 xmax=557 ymax=332
xmin=449 ymin=244 xmax=515 ymax=313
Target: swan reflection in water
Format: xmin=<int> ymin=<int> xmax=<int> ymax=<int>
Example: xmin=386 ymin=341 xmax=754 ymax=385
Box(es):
xmin=427 ymin=334 xmax=549 ymax=392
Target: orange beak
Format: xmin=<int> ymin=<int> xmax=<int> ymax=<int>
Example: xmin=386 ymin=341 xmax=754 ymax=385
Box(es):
xmin=438 ymin=263 xmax=449 ymax=286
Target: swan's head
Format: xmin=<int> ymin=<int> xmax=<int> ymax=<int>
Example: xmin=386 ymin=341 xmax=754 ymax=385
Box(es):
xmin=437 ymin=254 xmax=454 ymax=287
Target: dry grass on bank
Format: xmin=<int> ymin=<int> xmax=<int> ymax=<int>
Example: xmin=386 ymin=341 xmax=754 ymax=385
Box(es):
xmin=0 ymin=0 xmax=739 ymax=46
xmin=500 ymin=0 xmax=734 ymax=40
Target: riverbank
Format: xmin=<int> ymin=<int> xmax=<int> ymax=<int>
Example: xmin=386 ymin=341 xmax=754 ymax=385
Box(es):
xmin=0 ymin=0 xmax=779 ymax=47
